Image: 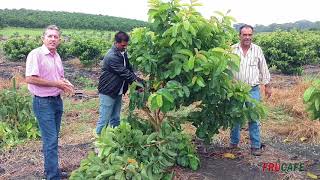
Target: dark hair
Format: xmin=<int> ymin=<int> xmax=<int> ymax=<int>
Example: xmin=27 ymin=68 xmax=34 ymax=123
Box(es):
xmin=239 ymin=24 xmax=254 ymax=34
xmin=115 ymin=31 xmax=130 ymax=43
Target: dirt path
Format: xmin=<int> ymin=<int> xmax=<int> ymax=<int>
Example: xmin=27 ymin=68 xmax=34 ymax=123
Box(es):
xmin=0 ymin=60 xmax=319 ymax=180
xmin=0 ymin=141 xmax=92 ymax=180
xmin=2 ymin=131 xmax=318 ymax=180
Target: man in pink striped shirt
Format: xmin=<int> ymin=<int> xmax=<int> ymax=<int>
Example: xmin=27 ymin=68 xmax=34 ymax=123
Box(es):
xmin=25 ymin=25 xmax=74 ymax=180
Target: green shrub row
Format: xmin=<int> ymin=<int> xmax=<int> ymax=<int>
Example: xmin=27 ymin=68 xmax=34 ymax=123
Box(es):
xmin=255 ymin=30 xmax=320 ymax=75
xmin=3 ymin=35 xmax=112 ymax=66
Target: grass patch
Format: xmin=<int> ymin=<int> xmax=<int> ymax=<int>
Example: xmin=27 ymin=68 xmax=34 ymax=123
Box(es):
xmin=266 ymin=80 xmax=309 ymax=119
xmin=0 ymin=27 xmax=114 ymax=39
xmin=73 ymin=76 xmax=97 ymax=90
xmin=78 ymin=111 xmax=97 ymax=122
xmin=264 ymin=105 xmax=296 ymax=122
xmin=261 ymin=81 xmax=320 ymax=143
xmin=0 ymin=27 xmax=43 ymax=37
xmin=63 ymin=97 xmax=99 ymax=124
xmin=302 ymin=73 xmax=320 ymax=82
xmin=61 ymin=97 xmax=98 ymax=143
xmin=64 ymin=98 xmax=98 ymax=112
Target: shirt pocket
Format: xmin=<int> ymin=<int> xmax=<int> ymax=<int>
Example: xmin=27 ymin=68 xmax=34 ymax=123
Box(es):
xmin=249 ymin=57 xmax=259 ymax=66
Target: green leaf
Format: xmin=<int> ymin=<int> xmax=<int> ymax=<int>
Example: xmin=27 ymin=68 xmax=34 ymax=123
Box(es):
xmin=187 ymin=56 xmax=195 ymax=70
xmin=161 ymin=157 xmax=174 ymax=167
xmin=114 ymin=171 xmax=125 ymax=180
xmin=196 ymin=53 xmax=207 ymax=62
xmin=147 ymin=132 xmax=157 ymax=144
xmin=304 ymin=87 xmax=315 ymax=102
xmin=173 ymin=53 xmax=187 ymax=61
xmin=148 ymin=93 xmax=159 ymax=110
xmin=183 ymin=21 xmax=190 ymax=31
xmin=177 ymin=156 xmax=188 ymax=167
xmin=183 ymin=61 xmax=190 ymax=72
xmin=189 ymin=156 xmax=199 ymax=170
xmin=146 ymin=166 xmax=153 ymax=178
xmin=177 ymin=49 xmax=193 ymax=57
xmin=181 ymin=39 xmax=187 ymax=47
xmin=159 ymin=89 xmax=174 ymax=103
xmin=133 ymin=174 xmax=142 ymax=180
xmin=174 ymin=61 xmax=182 ymax=76
xmin=173 ymin=24 xmax=179 ymax=37
xmin=194 ymin=67 xmax=203 ymax=72
xmin=166 ymin=150 xmax=177 ymax=157
xmin=163 ymin=71 xmax=170 ymax=78
xmin=182 ymin=86 xmax=190 ymax=97
xmin=169 ymin=38 xmax=176 ymax=46
xmin=196 ymin=76 xmax=205 ymax=87
xmin=148 ymin=93 xmax=157 ymax=107
xmin=96 ymin=169 xmax=115 ymax=179
xmin=189 ymin=25 xmax=196 ymax=36
xmin=161 ymin=99 xmax=173 ymax=112
xmin=212 ymin=47 xmax=226 ymax=54
xmin=228 ymin=53 xmax=240 ymax=71
xmin=136 ymin=57 xmax=145 ymax=62
xmin=249 ymin=111 xmax=259 ymax=121
xmin=162 ymin=173 xmax=174 ymax=180
xmin=215 ymin=59 xmax=228 ymax=76
xmin=228 ymin=53 xmax=240 ymax=61
xmin=194 ymin=39 xmax=201 ymax=49
xmin=315 ymin=98 xmax=320 ymax=111
xmin=191 ymin=76 xmax=197 ymax=85
xmin=156 ymin=94 xmax=163 ymax=107
xmin=126 ymin=164 xmax=136 ymax=172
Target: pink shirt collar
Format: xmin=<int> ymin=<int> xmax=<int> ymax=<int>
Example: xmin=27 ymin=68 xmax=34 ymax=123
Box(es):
xmin=40 ymin=44 xmax=57 ymax=56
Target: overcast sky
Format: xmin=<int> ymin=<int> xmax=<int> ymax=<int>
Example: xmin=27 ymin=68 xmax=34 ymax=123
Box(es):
xmin=1 ymin=0 xmax=319 ymax=26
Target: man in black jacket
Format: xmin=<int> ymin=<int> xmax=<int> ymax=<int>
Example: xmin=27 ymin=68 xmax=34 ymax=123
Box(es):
xmin=96 ymin=31 xmax=142 ymax=135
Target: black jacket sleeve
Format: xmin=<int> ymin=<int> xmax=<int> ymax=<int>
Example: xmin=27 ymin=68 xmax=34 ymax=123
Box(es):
xmin=106 ymin=55 xmax=137 ymax=84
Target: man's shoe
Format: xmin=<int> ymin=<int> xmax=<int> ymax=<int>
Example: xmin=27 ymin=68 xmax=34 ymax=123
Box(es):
xmin=251 ymin=148 xmax=262 ymax=156
xmin=60 ymin=171 xmax=69 ymax=179
xmin=41 ymin=171 xmax=69 ymax=180
xmin=228 ymin=144 xmax=240 ymax=150
xmin=94 ymin=147 xmax=100 ymax=155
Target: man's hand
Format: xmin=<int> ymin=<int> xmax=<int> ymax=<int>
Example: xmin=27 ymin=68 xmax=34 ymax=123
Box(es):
xmin=136 ymin=77 xmax=145 ymax=85
xmin=26 ymin=76 xmax=74 ymax=94
xmin=56 ymin=78 xmax=74 ymax=93
xmin=135 ymin=77 xmax=145 ymax=93
xmin=264 ymin=84 xmax=272 ymax=98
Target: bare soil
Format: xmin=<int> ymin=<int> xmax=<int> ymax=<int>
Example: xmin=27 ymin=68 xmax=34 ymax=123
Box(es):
xmin=0 ymin=60 xmax=319 ymax=180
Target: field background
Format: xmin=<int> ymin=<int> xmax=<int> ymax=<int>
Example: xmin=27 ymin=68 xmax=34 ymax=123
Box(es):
xmin=1 ymin=8 xmax=320 ymax=179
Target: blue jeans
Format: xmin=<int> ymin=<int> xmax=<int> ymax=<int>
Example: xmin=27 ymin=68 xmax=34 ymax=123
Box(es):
xmin=96 ymin=94 xmax=122 ymax=134
xmin=33 ymin=95 xmax=63 ymax=180
xmin=230 ymin=85 xmax=261 ymax=149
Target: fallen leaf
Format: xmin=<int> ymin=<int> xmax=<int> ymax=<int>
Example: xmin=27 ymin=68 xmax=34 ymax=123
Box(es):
xmin=283 ymin=138 xmax=292 ymax=143
xmin=300 ymin=137 xmax=308 ymax=142
xmin=307 ymin=172 xmax=318 ymax=179
xmin=223 ymin=153 xmax=236 ymax=159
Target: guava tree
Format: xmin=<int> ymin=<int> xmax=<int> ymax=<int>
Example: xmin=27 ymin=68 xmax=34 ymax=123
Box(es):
xmin=70 ymin=1 xmax=266 ymax=179
xmin=128 ymin=0 xmax=265 ymax=142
